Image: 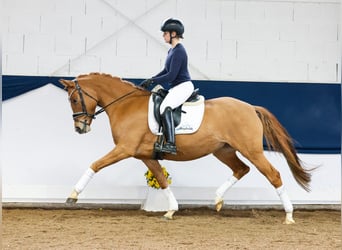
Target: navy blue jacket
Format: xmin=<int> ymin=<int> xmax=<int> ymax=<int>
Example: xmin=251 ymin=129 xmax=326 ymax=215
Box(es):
xmin=152 ymin=43 xmax=191 ymax=87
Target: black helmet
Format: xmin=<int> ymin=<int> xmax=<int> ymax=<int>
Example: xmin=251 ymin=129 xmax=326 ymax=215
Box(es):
xmin=161 ymin=18 xmax=184 ymax=38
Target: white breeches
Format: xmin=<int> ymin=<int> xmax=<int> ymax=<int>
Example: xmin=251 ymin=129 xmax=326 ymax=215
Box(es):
xmin=160 ymin=81 xmax=194 ymax=114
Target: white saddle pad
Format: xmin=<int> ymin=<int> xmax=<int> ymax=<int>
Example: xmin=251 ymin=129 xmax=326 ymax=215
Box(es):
xmin=148 ymin=95 xmax=205 ymax=135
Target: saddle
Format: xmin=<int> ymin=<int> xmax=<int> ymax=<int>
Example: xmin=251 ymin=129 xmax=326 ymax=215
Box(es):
xmin=152 ymin=87 xmax=201 ymax=127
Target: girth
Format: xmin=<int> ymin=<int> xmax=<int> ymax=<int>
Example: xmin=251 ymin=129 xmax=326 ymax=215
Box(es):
xmin=152 ymin=88 xmax=200 ymax=127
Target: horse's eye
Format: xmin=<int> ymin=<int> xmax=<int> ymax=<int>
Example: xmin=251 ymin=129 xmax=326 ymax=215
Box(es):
xmin=71 ymin=98 xmax=78 ymax=104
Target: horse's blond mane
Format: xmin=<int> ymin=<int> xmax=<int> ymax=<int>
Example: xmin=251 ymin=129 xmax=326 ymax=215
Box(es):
xmin=78 ymin=72 xmax=145 ymax=90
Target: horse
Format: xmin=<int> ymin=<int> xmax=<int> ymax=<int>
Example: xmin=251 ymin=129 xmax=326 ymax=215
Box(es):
xmin=59 ymin=72 xmax=311 ymax=224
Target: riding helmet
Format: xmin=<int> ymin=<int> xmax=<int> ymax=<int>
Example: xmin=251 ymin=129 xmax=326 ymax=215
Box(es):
xmin=161 ymin=18 xmax=184 ymax=38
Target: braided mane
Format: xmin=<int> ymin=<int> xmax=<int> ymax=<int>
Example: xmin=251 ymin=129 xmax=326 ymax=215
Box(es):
xmin=78 ymin=72 xmax=145 ymax=90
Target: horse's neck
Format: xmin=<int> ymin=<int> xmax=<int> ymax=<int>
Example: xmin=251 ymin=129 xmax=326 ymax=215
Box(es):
xmin=94 ymin=77 xmax=137 ymax=106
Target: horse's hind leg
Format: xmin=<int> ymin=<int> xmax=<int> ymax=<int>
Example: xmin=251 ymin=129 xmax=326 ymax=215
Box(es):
xmin=245 ymin=151 xmax=295 ymax=224
xmin=213 ymin=147 xmax=250 ymax=212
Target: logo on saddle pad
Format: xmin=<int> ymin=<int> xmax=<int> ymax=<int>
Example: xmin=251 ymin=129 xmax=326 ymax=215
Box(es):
xmin=148 ymin=86 xmax=205 ymax=135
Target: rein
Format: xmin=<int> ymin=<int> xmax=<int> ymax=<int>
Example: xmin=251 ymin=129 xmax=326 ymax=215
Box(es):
xmin=70 ymin=79 xmax=140 ymax=120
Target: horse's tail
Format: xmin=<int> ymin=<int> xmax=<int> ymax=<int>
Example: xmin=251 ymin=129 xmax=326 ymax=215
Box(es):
xmin=254 ymin=106 xmax=312 ymax=192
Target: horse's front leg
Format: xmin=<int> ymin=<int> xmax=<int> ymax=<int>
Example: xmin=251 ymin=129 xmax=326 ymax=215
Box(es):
xmin=142 ymin=159 xmax=178 ymax=219
xmin=66 ymin=147 xmax=130 ymax=204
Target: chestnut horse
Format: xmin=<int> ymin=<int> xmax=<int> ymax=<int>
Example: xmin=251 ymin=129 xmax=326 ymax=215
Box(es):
xmin=59 ymin=73 xmax=311 ymax=224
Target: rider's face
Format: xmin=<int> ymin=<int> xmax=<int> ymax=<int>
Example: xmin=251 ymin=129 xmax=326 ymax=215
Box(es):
xmin=163 ymin=31 xmax=176 ymax=43
xmin=163 ymin=31 xmax=171 ymax=43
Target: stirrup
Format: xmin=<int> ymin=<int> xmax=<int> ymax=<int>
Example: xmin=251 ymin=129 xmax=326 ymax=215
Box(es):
xmin=154 ymin=142 xmax=177 ymax=155
xmin=154 ymin=142 xmax=163 ymax=152
xmin=159 ymin=143 xmax=177 ymax=155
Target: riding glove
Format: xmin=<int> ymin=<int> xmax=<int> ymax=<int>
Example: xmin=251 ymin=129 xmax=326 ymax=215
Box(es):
xmin=140 ymin=78 xmax=154 ymax=88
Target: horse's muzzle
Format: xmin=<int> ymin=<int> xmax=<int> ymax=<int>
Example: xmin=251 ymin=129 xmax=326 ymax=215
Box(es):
xmin=75 ymin=126 xmax=89 ymax=134
xmin=74 ymin=121 xmax=91 ymax=134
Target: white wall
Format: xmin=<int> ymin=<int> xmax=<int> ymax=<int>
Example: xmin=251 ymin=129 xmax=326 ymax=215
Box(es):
xmin=2 ymin=1 xmax=341 ymax=205
xmin=2 ymin=0 xmax=341 ymax=82
xmin=2 ymin=85 xmax=340 ymax=205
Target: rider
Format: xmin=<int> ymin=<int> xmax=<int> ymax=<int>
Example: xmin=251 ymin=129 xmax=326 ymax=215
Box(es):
xmin=141 ymin=18 xmax=194 ymax=155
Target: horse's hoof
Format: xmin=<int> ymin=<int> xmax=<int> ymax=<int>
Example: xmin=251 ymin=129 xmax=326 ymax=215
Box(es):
xmin=283 ymin=219 xmax=295 ymax=225
xmin=163 ymin=210 xmax=176 ymax=220
xmin=66 ymin=197 xmax=78 ymax=204
xmin=283 ymin=218 xmax=295 ymax=225
xmin=283 ymin=213 xmax=295 ymax=224
xmin=161 ymin=216 xmax=171 ymax=221
xmin=215 ymin=197 xmax=224 ymax=212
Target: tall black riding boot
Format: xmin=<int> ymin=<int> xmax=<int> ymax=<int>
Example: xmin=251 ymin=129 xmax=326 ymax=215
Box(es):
xmin=160 ymin=107 xmax=177 ymax=154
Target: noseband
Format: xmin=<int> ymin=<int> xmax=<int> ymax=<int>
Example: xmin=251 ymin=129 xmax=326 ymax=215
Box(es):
xmin=69 ymin=79 xmax=97 ymax=121
xmin=69 ymin=79 xmax=139 ymax=122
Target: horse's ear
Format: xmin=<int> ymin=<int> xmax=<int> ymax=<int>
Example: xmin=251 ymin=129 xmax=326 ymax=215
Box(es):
xmin=59 ymin=79 xmax=73 ymax=89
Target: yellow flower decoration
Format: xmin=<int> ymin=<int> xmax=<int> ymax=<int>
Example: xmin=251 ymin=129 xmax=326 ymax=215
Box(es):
xmin=144 ymin=166 xmax=172 ymax=189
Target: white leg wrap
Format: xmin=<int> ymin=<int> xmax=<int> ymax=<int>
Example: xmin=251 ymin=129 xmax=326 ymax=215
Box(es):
xmin=162 ymin=187 xmax=178 ymax=211
xmin=276 ymin=185 xmax=293 ymax=213
xmin=74 ymin=168 xmax=95 ymax=194
xmin=216 ymin=176 xmax=238 ymax=198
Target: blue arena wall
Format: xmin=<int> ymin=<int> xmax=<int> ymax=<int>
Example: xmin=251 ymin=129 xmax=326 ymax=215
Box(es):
xmin=3 ymin=75 xmax=341 ymax=154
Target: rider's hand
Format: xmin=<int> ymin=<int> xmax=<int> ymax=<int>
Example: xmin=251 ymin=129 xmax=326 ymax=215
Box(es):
xmin=140 ymin=79 xmax=154 ymax=88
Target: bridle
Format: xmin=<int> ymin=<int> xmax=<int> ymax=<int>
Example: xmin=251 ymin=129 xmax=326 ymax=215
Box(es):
xmin=69 ymin=79 xmax=139 ymax=122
